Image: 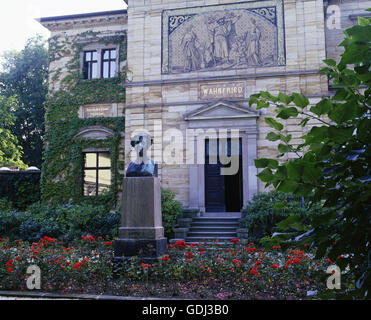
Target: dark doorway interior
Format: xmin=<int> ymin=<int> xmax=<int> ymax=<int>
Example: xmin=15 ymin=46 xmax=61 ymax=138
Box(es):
xmin=205 ymin=138 xmax=243 ymax=212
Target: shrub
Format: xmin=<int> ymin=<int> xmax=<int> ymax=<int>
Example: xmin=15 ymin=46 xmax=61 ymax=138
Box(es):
xmin=0 ymin=202 xmax=120 ymax=244
xmin=161 ymin=189 xmax=183 ymax=239
xmin=240 ymin=191 xmax=322 ymax=244
xmin=0 ymin=171 xmax=41 ymax=210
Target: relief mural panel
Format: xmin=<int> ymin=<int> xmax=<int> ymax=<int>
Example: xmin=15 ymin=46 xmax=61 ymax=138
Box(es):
xmin=162 ymin=0 xmax=285 ymax=74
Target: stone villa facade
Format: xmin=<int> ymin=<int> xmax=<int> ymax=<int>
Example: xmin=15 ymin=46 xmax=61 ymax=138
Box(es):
xmin=38 ymin=0 xmax=370 ymax=215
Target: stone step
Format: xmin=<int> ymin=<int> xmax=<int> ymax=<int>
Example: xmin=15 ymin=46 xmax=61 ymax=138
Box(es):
xmin=191 ymin=222 xmax=240 ymax=227
xmin=192 ymin=217 xmax=240 ymax=223
xmin=187 ymin=231 xmax=237 ymax=238
xmin=189 ymin=226 xmax=237 ymax=232
xmin=186 ymin=236 xmax=236 ymax=242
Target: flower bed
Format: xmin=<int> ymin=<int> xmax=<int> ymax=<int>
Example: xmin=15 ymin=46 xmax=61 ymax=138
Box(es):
xmin=0 ymin=236 xmax=342 ymax=299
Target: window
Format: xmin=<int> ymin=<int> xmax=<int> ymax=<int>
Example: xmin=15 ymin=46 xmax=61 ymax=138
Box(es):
xmin=82 ymin=47 xmax=119 ymax=80
xmin=83 ymin=152 xmax=111 ymax=196
xmin=83 ymin=51 xmax=98 ymax=80
xmin=102 ymin=49 xmax=117 ymax=78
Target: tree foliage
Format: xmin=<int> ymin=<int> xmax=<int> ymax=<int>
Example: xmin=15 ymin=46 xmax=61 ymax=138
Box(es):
xmin=0 ymin=36 xmax=48 ymax=168
xmin=0 ymin=95 xmax=24 ymax=168
xmin=249 ymin=13 xmax=371 ymax=298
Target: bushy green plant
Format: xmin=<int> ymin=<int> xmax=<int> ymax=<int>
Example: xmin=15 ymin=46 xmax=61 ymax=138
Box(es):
xmin=0 ymin=202 xmax=120 ymax=244
xmin=0 ymin=198 xmax=13 ymax=212
xmin=240 ymin=191 xmax=322 ymax=244
xmin=248 ymin=12 xmax=371 ymax=298
xmin=161 ymin=189 xmax=183 ymax=239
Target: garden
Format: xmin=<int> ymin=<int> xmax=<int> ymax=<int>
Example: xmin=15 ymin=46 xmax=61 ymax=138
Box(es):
xmin=0 ymin=191 xmax=353 ymax=300
xmin=0 ymin=234 xmax=339 ymax=300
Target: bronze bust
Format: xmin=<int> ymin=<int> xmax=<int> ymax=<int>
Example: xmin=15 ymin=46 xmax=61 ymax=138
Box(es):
xmin=126 ymin=133 xmax=158 ymax=177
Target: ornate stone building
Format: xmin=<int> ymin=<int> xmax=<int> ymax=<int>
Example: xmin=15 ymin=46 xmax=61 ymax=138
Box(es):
xmin=38 ymin=0 xmax=369 ymax=215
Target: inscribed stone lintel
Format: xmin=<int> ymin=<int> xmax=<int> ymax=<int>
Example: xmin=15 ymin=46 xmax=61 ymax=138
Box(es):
xmin=199 ymin=81 xmax=246 ymax=100
xmin=162 ymin=0 xmax=286 ymax=75
xmin=83 ymin=105 xmax=113 ymax=118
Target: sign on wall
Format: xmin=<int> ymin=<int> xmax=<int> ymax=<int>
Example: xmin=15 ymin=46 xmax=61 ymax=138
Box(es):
xmin=162 ymin=0 xmax=286 ymax=75
xmin=83 ymin=105 xmax=113 ymax=118
xmin=199 ymin=82 xmax=246 ymax=100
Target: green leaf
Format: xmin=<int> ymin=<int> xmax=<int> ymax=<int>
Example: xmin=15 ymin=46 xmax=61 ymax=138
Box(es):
xmin=292 ymin=93 xmax=309 ymax=109
xmin=265 ymin=117 xmax=284 ymax=131
xmin=323 ymin=58 xmax=337 ymax=67
xmin=287 ymin=161 xmax=304 ymax=180
xmin=310 ymin=99 xmax=332 ymax=116
xmin=256 ymin=168 xmax=274 ymax=183
xmin=328 ymin=102 xmax=359 ymax=124
xmin=277 ymin=107 xmax=299 ymax=119
xmin=278 ymin=144 xmax=291 ymax=153
xmin=260 ymin=91 xmax=278 ymax=102
xmin=254 ymin=158 xmax=279 ymax=169
xmin=277 ymin=180 xmax=298 ymax=193
xmin=266 ymin=132 xmax=281 ymax=141
xmin=277 ymin=215 xmax=306 ymax=231
xmin=277 ymin=92 xmax=293 ymax=105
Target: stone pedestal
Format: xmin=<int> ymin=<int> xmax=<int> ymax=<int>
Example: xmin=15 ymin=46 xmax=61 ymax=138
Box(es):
xmin=114 ymin=177 xmax=167 ymax=259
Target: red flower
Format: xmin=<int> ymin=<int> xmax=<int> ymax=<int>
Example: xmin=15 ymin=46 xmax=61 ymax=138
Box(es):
xmin=230 ymin=238 xmax=240 ymax=244
xmin=326 ymin=258 xmax=332 ymax=263
xmin=85 ymin=235 xmax=95 ymax=242
xmin=83 ymin=257 xmax=89 ymax=262
xmin=250 ymin=267 xmax=258 ymax=275
xmin=272 ymin=264 xmax=280 ymax=269
xmin=74 ymin=262 xmax=83 ymax=270
xmin=174 ymin=240 xmax=187 ymax=249
xmin=162 ymin=255 xmax=170 ymax=261
xmin=206 ymin=268 xmax=211 ymax=273
xmin=6 ymin=260 xmax=13 ymax=267
xmin=7 ymin=267 xmax=12 ymax=273
xmin=105 ymin=241 xmax=112 ymax=247
xmin=293 ymin=258 xmax=301 ymax=264
xmin=15 ymin=257 xmax=20 ymax=262
xmin=200 ymin=265 xmax=205 ymax=270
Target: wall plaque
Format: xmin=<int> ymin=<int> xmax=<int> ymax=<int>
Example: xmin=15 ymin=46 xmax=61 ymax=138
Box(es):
xmin=200 ymin=82 xmax=246 ymax=100
xmin=84 ymin=105 xmax=112 ymax=118
xmin=162 ymin=0 xmax=286 ymax=75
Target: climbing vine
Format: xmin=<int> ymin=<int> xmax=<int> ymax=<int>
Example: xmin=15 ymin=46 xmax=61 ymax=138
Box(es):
xmin=41 ymin=30 xmax=127 ymax=207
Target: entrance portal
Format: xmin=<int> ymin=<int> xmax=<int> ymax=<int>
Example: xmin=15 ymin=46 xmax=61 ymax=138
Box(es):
xmin=205 ymin=138 xmax=243 ymax=212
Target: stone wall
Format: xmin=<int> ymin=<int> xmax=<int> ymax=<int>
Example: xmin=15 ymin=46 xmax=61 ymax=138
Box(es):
xmin=125 ymin=0 xmax=330 ymax=207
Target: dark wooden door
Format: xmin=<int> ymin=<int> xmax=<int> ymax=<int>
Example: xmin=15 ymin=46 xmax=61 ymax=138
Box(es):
xmin=205 ymin=138 xmax=242 ymax=213
xmin=205 ymin=140 xmax=225 ymax=212
xmin=205 ymin=161 xmax=226 ymax=212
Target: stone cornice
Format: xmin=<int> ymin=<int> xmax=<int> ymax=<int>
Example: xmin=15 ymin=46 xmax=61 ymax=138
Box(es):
xmin=125 ymin=69 xmax=321 ymax=88
xmin=37 ymin=11 xmax=127 ymax=32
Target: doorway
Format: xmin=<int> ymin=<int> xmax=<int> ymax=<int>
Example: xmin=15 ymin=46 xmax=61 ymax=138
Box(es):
xmin=205 ymin=138 xmax=243 ymax=212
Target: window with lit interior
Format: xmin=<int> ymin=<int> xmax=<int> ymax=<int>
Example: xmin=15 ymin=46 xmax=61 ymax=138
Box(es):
xmin=83 ymin=152 xmax=111 ymax=196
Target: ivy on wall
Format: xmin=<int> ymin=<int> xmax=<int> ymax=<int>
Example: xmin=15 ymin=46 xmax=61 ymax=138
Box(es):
xmin=41 ymin=30 xmax=127 ymax=207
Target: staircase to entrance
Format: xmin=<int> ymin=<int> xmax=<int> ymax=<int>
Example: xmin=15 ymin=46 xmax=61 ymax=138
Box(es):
xmin=173 ymin=211 xmax=246 ymax=243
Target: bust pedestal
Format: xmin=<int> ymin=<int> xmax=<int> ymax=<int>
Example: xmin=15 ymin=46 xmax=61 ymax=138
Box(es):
xmin=114 ymin=177 xmax=167 ymax=259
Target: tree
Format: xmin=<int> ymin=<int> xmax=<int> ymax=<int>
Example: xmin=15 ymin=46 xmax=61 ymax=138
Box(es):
xmin=249 ymin=13 xmax=371 ymax=298
xmin=0 ymin=36 xmax=48 ymax=168
xmin=0 ymin=95 xmax=25 ymax=168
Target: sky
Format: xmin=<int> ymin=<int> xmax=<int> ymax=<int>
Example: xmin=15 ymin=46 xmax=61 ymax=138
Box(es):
xmin=0 ymin=0 xmax=127 ymax=55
